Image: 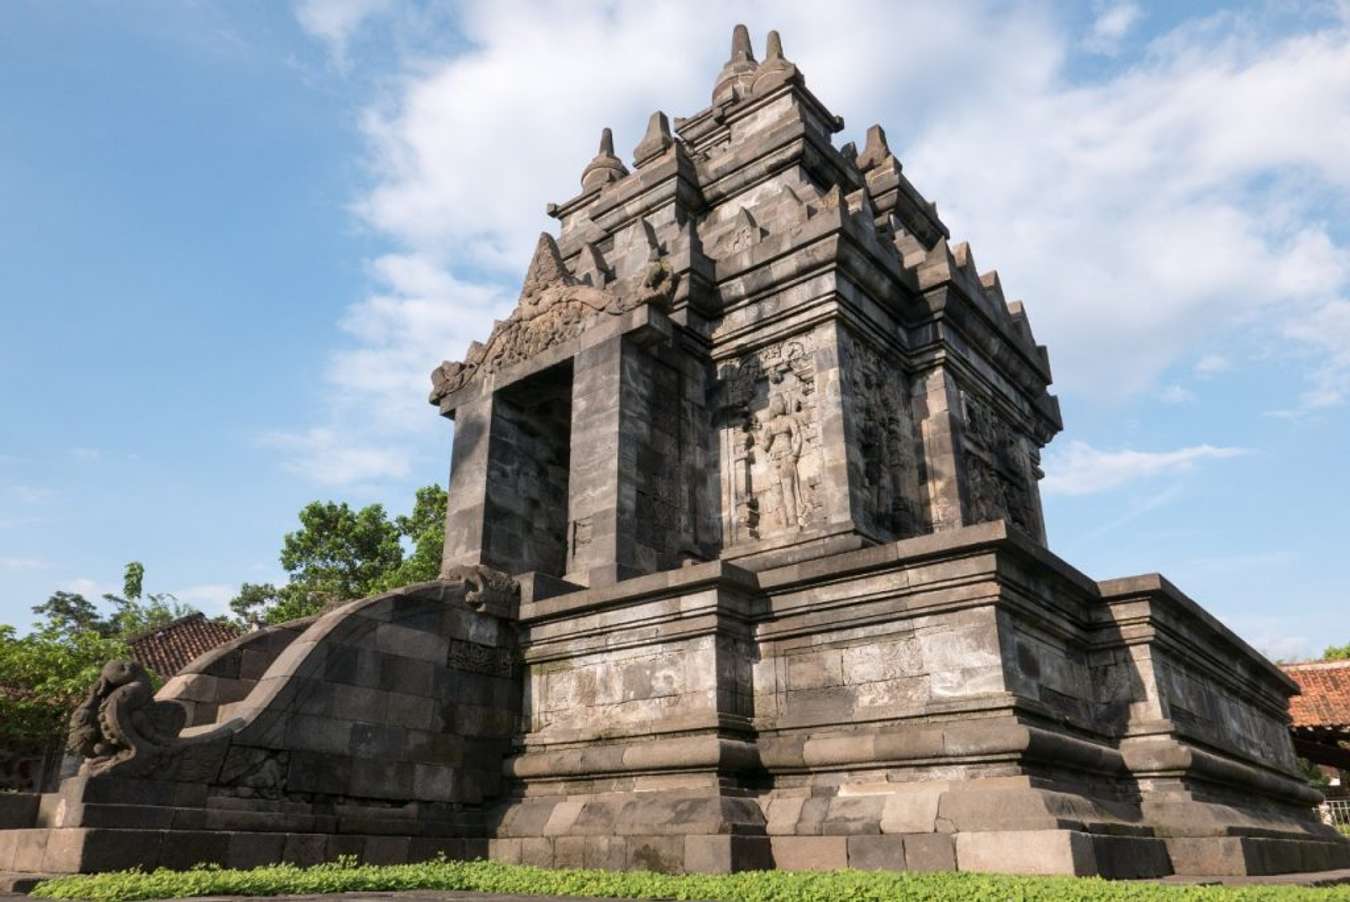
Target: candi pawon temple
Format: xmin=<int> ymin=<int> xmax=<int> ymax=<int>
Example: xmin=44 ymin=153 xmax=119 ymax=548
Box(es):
xmin=3 ymin=25 xmax=1347 ymax=880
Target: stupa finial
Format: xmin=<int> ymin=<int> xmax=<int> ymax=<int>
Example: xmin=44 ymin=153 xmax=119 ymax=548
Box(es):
xmin=752 ymin=28 xmax=800 ymax=94
xmin=580 ymin=126 xmax=629 ymax=191
xmin=765 ymin=30 xmax=784 ymax=60
xmin=712 ymin=24 xmax=758 ymax=104
xmin=731 ymin=24 xmax=754 ymax=62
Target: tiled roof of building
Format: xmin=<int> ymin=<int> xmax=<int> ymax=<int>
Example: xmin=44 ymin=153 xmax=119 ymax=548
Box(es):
xmin=126 ymin=612 xmax=241 ymax=679
xmin=1282 ymin=659 xmax=1350 ymax=730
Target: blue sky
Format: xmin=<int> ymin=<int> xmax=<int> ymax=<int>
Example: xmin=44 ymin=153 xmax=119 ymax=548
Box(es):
xmin=2 ymin=1 xmax=1347 ymax=660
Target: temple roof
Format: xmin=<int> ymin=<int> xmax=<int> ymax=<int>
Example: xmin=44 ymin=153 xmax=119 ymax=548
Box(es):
xmin=1282 ymin=659 xmax=1350 ymax=730
xmin=127 ymin=612 xmax=241 ymax=679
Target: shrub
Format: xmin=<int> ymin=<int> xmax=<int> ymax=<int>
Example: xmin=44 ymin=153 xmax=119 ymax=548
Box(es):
xmin=30 ymin=857 xmax=1350 ymax=902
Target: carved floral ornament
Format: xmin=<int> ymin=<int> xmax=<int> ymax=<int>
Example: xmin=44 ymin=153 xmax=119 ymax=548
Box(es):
xmin=429 ymin=230 xmax=678 ymax=406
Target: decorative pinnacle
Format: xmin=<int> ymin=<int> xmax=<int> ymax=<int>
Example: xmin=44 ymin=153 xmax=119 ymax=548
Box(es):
xmin=765 ymin=30 xmax=784 ymax=60
xmin=856 ymin=124 xmax=894 ymax=173
xmin=731 ymin=24 xmax=754 ymax=62
xmin=751 ymin=28 xmax=800 ymax=95
xmin=633 ymin=111 xmax=674 ymax=167
xmin=713 ymin=23 xmax=759 ymax=103
xmin=580 ymin=126 xmax=629 ymax=191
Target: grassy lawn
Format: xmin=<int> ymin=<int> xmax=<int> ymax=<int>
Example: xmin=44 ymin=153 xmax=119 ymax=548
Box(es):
xmin=29 ymin=858 xmax=1350 ymax=902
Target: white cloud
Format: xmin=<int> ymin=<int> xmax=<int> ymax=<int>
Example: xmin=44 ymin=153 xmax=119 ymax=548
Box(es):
xmin=328 ymin=253 xmax=512 ymax=431
xmin=172 ymin=583 xmax=236 ymax=616
xmin=1221 ymin=614 xmax=1315 ymax=663
xmin=1194 ymin=353 xmax=1231 ymax=377
xmin=260 ymin=427 xmax=412 ymax=487
xmin=0 ymin=557 xmax=47 ymax=571
xmin=1042 ymin=440 xmax=1247 ymax=496
xmin=1084 ymin=2 xmax=1143 ymax=55
xmin=1158 ymin=384 xmax=1195 ymax=404
xmin=1072 ymin=481 xmax=1184 ymax=541
xmin=7 ymin=483 xmax=53 ymax=504
xmin=259 ymin=253 xmax=509 ymax=485
xmin=1276 ymin=298 xmax=1350 ymax=415
xmin=59 ymin=577 xmax=117 ymax=599
xmin=294 ymin=0 xmax=392 ymax=68
xmin=905 ymin=14 xmax=1350 ymax=399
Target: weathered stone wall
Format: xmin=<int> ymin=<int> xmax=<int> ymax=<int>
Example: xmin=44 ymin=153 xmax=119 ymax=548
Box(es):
xmin=159 ymin=621 xmax=310 ymax=728
xmin=518 ymin=570 xmax=757 ymax=748
xmin=486 ymin=365 xmax=572 ymax=577
xmin=621 ymin=342 xmax=684 ymax=574
xmin=213 ymin=586 xmax=517 ymax=807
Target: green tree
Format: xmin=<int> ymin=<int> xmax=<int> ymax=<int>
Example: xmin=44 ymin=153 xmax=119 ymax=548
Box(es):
xmin=228 ymin=582 xmax=285 ymax=626
xmin=30 ymin=591 xmax=113 ymax=639
xmin=374 ymin=484 xmax=448 ymax=592
xmin=230 ymin=486 xmax=448 ymax=625
xmin=278 ymin=500 xmax=403 ymax=615
xmin=0 ymin=625 xmax=130 ymax=754
xmin=1323 ymin=643 xmax=1350 ymax=661
xmin=29 ymin=564 xmax=197 ymax=643
xmin=3 ymin=562 xmax=196 ymax=760
xmin=100 ymin=561 xmax=196 ymax=638
xmin=122 ymin=561 xmax=146 ymax=601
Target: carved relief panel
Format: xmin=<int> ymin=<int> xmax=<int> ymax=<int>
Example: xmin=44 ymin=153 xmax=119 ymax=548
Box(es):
xmin=960 ymin=392 xmax=1042 ymax=537
xmin=718 ymin=334 xmax=824 ymax=544
xmin=844 ymin=338 xmax=922 ymax=538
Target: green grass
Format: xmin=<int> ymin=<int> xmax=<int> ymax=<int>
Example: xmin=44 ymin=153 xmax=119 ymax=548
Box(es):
xmin=29 ymin=857 xmax=1350 ymax=902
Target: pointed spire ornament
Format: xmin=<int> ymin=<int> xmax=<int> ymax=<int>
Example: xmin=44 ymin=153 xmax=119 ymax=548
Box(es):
xmin=580 ymin=127 xmax=629 ymax=191
xmin=751 ymin=29 xmax=800 ymax=95
xmin=725 ymin=207 xmax=766 ymax=254
xmin=520 ymin=232 xmax=574 ymax=297
xmin=632 ymin=111 xmax=674 ymax=168
xmin=619 ymin=217 xmax=661 ymax=260
xmin=573 ymin=242 xmax=610 ymax=287
xmin=765 ymin=29 xmax=783 ymax=59
xmin=712 ymin=24 xmax=758 ymax=104
xmin=856 ymin=124 xmax=895 ymax=173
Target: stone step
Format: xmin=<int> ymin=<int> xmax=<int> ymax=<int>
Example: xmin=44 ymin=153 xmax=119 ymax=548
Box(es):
xmin=0 ymin=871 xmax=53 ymax=894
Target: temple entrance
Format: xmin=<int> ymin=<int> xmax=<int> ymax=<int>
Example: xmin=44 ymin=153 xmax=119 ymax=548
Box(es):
xmin=485 ymin=360 xmax=573 ymax=576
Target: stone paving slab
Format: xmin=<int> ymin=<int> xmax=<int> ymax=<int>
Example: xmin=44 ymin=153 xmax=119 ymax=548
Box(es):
xmin=1152 ymin=867 xmax=1350 ymax=887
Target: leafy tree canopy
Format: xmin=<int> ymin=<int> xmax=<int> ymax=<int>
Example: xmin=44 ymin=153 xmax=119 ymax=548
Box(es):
xmin=29 ymin=561 xmax=195 ymax=643
xmin=1323 ymin=642 xmax=1350 ymax=661
xmin=4 ymin=562 xmax=193 ymax=752
xmin=229 ymin=485 xmax=447 ymax=626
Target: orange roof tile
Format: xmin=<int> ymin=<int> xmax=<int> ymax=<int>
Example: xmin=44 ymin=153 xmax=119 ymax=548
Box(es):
xmin=1282 ymin=659 xmax=1350 ymax=730
xmin=126 ymin=612 xmax=240 ymax=679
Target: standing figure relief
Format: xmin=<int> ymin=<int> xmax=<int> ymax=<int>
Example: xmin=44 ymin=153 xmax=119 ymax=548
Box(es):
xmin=761 ymin=392 xmax=806 ymax=530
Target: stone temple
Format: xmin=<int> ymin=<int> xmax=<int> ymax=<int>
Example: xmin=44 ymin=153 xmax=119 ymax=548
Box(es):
xmin=2 ymin=26 xmax=1347 ymax=879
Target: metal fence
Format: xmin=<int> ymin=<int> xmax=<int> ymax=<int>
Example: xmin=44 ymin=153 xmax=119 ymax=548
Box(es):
xmin=1326 ymin=797 xmax=1350 ymax=827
